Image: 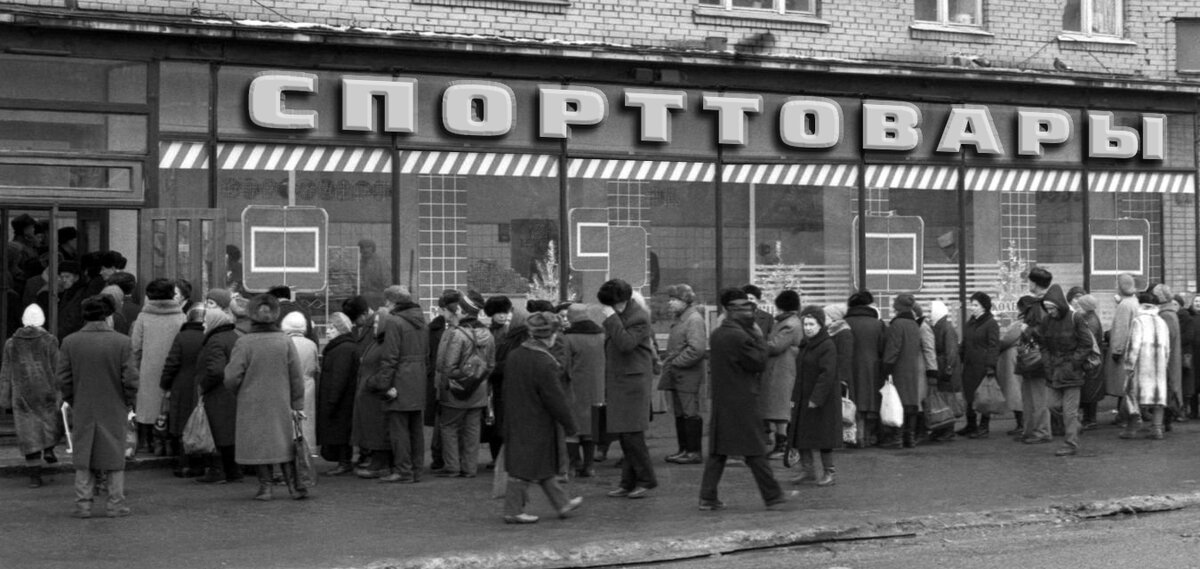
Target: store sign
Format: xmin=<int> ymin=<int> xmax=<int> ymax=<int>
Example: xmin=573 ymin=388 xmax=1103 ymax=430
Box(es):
xmin=248 ymin=72 xmax=1165 ymax=160
xmin=241 ymin=205 xmax=329 ymax=293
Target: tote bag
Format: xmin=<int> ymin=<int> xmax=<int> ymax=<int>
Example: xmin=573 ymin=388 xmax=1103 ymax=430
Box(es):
xmin=181 ymin=397 xmax=215 ymax=455
xmin=879 ymin=378 xmax=903 ymax=428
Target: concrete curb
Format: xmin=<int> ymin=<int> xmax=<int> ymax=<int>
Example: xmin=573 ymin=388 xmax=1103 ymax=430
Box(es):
xmin=362 ymin=491 xmax=1200 ymax=569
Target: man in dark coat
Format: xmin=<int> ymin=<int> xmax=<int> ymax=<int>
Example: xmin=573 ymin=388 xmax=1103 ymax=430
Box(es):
xmin=58 ymin=295 xmax=139 ymax=518
xmin=376 ymin=285 xmax=430 ymax=483
xmin=700 ymin=288 xmax=791 ymax=511
xmin=844 ymin=290 xmax=886 ymax=447
xmin=882 ymin=293 xmax=923 ymax=448
xmin=501 ymin=311 xmax=581 ymax=524
xmin=598 ymin=279 xmax=658 ymax=499
xmin=53 ymin=261 xmax=88 ymax=340
xmin=958 ymin=292 xmax=1000 ymax=439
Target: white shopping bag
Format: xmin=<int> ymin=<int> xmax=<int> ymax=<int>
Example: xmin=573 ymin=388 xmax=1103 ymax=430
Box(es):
xmin=879 ymin=378 xmax=903 ymax=428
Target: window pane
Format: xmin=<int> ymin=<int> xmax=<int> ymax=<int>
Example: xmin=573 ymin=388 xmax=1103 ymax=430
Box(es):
xmin=732 ymin=0 xmax=767 ymax=8
xmin=1177 ymin=21 xmax=1200 ymax=72
xmin=0 ymin=55 xmax=146 ymax=104
xmin=1063 ymin=0 xmax=1083 ymax=31
xmin=699 ymin=0 xmax=722 ymax=5
xmin=915 ymin=0 xmax=939 ymax=22
xmin=1091 ymin=0 xmax=1119 ymax=35
xmin=152 ymin=219 xmax=167 ymax=278
xmin=160 ymin=62 xmax=210 ymax=134
xmin=785 ymin=0 xmax=812 ymax=13
xmin=948 ymin=0 xmax=979 ymax=24
xmin=0 ymin=163 xmax=134 ymax=192
xmin=0 ymin=110 xmax=146 ymax=153
xmin=177 ymin=220 xmax=192 ymax=282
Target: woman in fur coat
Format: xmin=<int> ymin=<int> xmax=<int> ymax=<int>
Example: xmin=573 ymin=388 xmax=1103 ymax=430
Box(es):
xmin=0 ymin=304 xmax=62 ymax=487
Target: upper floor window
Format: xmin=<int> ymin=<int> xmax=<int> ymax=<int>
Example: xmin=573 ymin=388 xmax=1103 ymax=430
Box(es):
xmin=699 ymin=0 xmax=815 ymax=16
xmin=914 ymin=0 xmax=981 ymax=26
xmin=1063 ymin=0 xmax=1121 ymax=36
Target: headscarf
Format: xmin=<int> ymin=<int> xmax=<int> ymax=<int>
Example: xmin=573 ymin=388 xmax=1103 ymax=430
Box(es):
xmin=930 ymin=300 xmax=950 ymax=324
xmin=328 ymin=312 xmax=354 ymax=337
xmin=204 ymin=307 xmax=234 ymax=332
xmin=281 ymin=311 xmax=308 ymax=334
xmin=21 ymin=304 xmax=45 ymax=328
xmin=823 ymin=304 xmax=846 ymax=324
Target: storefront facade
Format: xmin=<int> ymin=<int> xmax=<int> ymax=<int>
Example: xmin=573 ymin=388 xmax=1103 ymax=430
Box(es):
xmin=1 ymin=19 xmax=1197 ymax=337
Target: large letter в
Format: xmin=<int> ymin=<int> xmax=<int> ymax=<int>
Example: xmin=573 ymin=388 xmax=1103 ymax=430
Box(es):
xmin=1017 ymin=108 xmax=1072 ymax=156
xmin=539 ymin=86 xmax=608 ymax=139
xmin=937 ymin=105 xmax=1004 ymax=154
xmin=249 ymin=72 xmax=318 ymax=130
xmin=624 ymin=89 xmax=687 ymax=143
xmin=702 ymin=93 xmax=762 ymax=145
xmin=779 ymin=97 xmax=842 ymax=149
xmin=443 ymin=81 xmax=515 ymax=137
xmin=342 ymin=77 xmax=417 ymax=133
xmin=1088 ymin=111 xmax=1139 ymax=159
xmin=862 ymin=101 xmax=921 ymax=151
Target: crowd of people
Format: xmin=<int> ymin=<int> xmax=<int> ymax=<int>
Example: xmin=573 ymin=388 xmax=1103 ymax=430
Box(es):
xmin=2 ymin=211 xmax=1197 ymax=522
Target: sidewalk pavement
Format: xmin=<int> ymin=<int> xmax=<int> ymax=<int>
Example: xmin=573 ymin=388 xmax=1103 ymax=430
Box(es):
xmin=2 ymin=405 xmax=1200 ymax=569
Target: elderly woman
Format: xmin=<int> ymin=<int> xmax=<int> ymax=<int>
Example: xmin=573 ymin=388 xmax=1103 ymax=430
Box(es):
xmin=563 ymin=303 xmax=605 ymax=477
xmin=659 ymin=284 xmax=708 ymax=465
xmin=1074 ymin=294 xmax=1105 ymax=429
xmin=316 ymin=312 xmax=359 ymax=476
xmin=761 ymin=291 xmax=802 ymax=458
xmin=1123 ymin=291 xmax=1170 ymax=440
xmin=789 ymin=305 xmax=843 ymax=486
xmin=130 ymin=277 xmax=185 ymax=456
xmin=224 ymin=294 xmax=307 ymax=500
xmin=282 ymin=311 xmax=319 ymax=454
xmin=195 ymin=293 xmax=242 ymax=484
xmin=159 ymin=305 xmax=208 ymax=478
xmin=958 ymin=292 xmax=1000 ymax=439
xmin=0 ymin=304 xmax=61 ymax=488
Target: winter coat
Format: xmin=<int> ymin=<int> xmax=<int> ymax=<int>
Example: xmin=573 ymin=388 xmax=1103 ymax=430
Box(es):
xmin=436 ymin=319 xmax=496 ymax=409
xmin=130 ymin=299 xmax=185 ymax=424
xmin=996 ymin=322 xmax=1023 ymax=410
xmin=503 ymin=339 xmax=578 ymax=481
xmin=0 ymin=326 xmax=62 ymax=455
xmin=760 ymin=312 xmax=803 ymax=421
xmin=917 ymin=318 xmax=936 ymax=405
xmin=1037 ymin=285 xmax=1092 ymax=389
xmin=488 ymin=321 xmax=528 ymax=436
xmin=316 ymin=332 xmax=358 ymax=447
xmin=224 ymin=323 xmax=305 ymax=465
xmin=58 ymin=322 xmax=138 ymax=470
xmin=845 ymin=305 xmax=886 ymax=413
xmin=707 ymin=317 xmax=769 ymax=456
xmin=1179 ymin=307 xmax=1196 ymax=398
xmin=932 ymin=316 xmax=963 ymax=392
xmin=288 ymin=333 xmax=319 ymax=448
xmin=425 ymin=315 xmax=448 ymax=423
xmin=159 ymin=321 xmax=206 ymax=437
xmin=658 ymin=305 xmax=708 ymax=394
xmin=602 ymin=302 xmax=656 ymax=433
xmin=376 ymin=304 xmax=429 ymax=413
xmin=753 ymin=308 xmax=774 ymax=337
xmin=1106 ymin=294 xmax=1141 ymax=396
xmin=55 ymin=281 xmax=87 ymax=341
xmin=883 ymin=311 xmax=923 ymax=406
xmin=791 ymin=328 xmax=843 ymax=450
xmin=563 ymin=320 xmax=605 ymax=437
xmin=961 ymin=312 xmax=1000 ymax=400
xmin=1186 ymin=308 xmax=1200 ymax=398
xmin=353 ymin=318 xmax=392 ymax=451
xmin=197 ymin=323 xmax=239 ymax=447
xmin=1158 ymin=303 xmax=1183 ymax=410
xmin=1125 ymin=306 xmax=1169 ymax=406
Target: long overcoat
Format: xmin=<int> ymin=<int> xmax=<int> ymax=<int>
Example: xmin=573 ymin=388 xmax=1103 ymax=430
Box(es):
xmin=1157 ymin=302 xmax=1183 ymax=410
xmin=845 ymin=305 xmax=886 ymax=413
xmin=1125 ymin=306 xmax=1169 ymax=406
xmin=353 ymin=316 xmax=392 ymax=451
xmin=961 ymin=312 xmax=1000 ymax=401
xmin=503 ymin=339 xmax=578 ymax=481
xmin=1105 ymin=294 xmax=1141 ymax=396
xmin=160 ymin=321 xmax=206 ymax=437
xmin=130 ymin=299 xmax=185 ymax=424
xmin=380 ymin=304 xmax=430 ymax=413
xmin=224 ymin=323 xmax=304 ymax=465
xmin=933 ymin=316 xmax=963 ymax=392
xmin=0 ymin=326 xmax=62 ymax=455
xmin=602 ymin=302 xmax=656 ymax=434
xmin=883 ymin=311 xmax=923 ymax=406
xmin=58 ymin=322 xmax=138 ymax=470
xmin=563 ymin=320 xmax=604 ymax=438
xmin=790 ymin=328 xmax=844 ymax=450
xmin=707 ymin=317 xmax=769 ymax=456
xmin=760 ymin=312 xmax=802 ymax=421
xmin=197 ymin=323 xmax=239 ymax=447
xmin=316 ymin=332 xmax=359 ymax=448
xmin=1179 ymin=307 xmax=1196 ymax=398
xmin=288 ymin=333 xmax=319 ymax=447
xmin=658 ymin=305 xmax=708 ymax=394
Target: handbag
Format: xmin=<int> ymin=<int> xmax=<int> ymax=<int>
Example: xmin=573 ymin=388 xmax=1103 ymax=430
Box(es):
xmin=292 ymin=416 xmax=318 ymax=489
xmin=923 ymin=390 xmax=956 ymax=430
xmin=879 ymin=378 xmax=903 ymax=428
xmin=181 ymin=397 xmax=215 ymax=455
xmin=949 ymin=391 xmax=967 ymax=418
xmin=840 ymin=382 xmax=857 ymax=427
xmin=973 ymin=373 xmax=1007 ymax=415
xmin=1015 ymin=332 xmax=1043 ymax=376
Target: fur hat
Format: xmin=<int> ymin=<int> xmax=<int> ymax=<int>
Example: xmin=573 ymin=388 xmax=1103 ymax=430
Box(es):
xmin=328 ymin=312 xmax=354 ymax=336
xmin=281 ymin=311 xmax=308 ymax=334
xmin=567 ymin=303 xmax=592 ymax=325
xmin=206 ymin=288 xmax=232 ymax=310
xmin=893 ymin=293 xmax=916 ymax=313
xmin=970 ymin=291 xmax=993 ymax=313
xmin=526 ymin=311 xmax=559 ymax=339
xmin=596 ymin=279 xmax=633 ymax=306
xmin=718 ymin=287 xmax=750 ymax=308
xmin=665 ymin=284 xmax=696 ymax=305
xmin=21 ymin=304 xmax=45 ymax=328
xmin=848 ymin=289 xmax=874 ymax=307
xmin=57 ymin=260 xmax=81 ymax=277
xmin=1027 ymin=267 xmax=1053 ymax=290
xmin=1066 ymin=286 xmax=1087 ymax=302
xmin=1137 ymin=291 xmax=1159 ymax=305
xmin=81 ymin=295 xmax=115 ymax=322
xmin=775 ymin=290 xmax=801 ymax=312
xmin=247 ymin=294 xmax=281 ymax=324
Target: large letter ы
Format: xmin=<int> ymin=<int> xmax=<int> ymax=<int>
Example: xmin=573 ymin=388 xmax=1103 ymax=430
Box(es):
xmin=1088 ymin=111 xmax=1139 ymax=159
xmin=249 ymin=72 xmax=318 ymax=130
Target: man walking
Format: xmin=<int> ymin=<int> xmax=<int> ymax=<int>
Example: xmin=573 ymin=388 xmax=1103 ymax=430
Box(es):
xmin=699 ymin=288 xmax=793 ymax=511
xmin=58 ymin=295 xmax=139 ymax=518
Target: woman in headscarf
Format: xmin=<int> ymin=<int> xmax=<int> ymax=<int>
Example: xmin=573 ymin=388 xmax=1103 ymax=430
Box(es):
xmin=224 ymin=294 xmax=307 ymax=500
xmin=0 ymin=304 xmax=61 ymax=488
xmin=195 ymin=291 xmax=242 ymax=484
xmin=563 ymin=303 xmax=605 ymax=477
xmin=316 ymin=312 xmax=359 ymax=476
xmin=789 ymin=305 xmax=843 ymax=486
xmin=282 ymin=311 xmax=319 ymax=453
xmin=760 ymin=290 xmax=802 ymax=457
xmin=823 ymin=303 xmax=854 ymax=446
xmin=927 ymin=300 xmax=961 ymax=442
xmin=844 ymin=290 xmax=886 ymax=447
xmin=159 ymin=305 xmax=208 ymax=477
xmin=958 ymin=292 xmax=1000 ymax=439
xmin=1074 ymin=294 xmax=1105 ymax=429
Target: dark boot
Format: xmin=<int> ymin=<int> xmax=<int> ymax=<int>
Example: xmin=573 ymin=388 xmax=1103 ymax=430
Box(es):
xmin=1007 ymin=411 xmax=1024 ymax=436
xmin=791 ymin=451 xmax=818 ymax=484
xmin=675 ymin=417 xmax=704 ymax=464
xmin=254 ymin=466 xmax=273 ymax=501
xmin=566 ymin=442 xmax=581 ymax=473
xmin=970 ymin=414 xmax=990 ymax=438
xmin=665 ymin=417 xmax=686 ymax=462
xmin=577 ymin=440 xmax=596 ymax=477
xmin=280 ymin=462 xmax=308 ymax=500
xmin=956 ymin=411 xmax=978 ymax=437
xmin=767 ymin=433 xmax=787 ymax=460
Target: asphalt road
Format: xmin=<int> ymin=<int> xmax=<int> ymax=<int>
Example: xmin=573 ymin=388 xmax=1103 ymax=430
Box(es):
xmin=665 ymin=509 xmax=1200 ymax=569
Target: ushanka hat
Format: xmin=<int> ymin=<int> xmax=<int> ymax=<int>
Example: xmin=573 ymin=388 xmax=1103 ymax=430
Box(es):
xmin=526 ymin=311 xmax=559 ymax=338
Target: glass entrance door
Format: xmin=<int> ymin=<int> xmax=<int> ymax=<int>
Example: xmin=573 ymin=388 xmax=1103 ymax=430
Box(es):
xmin=139 ymin=209 xmax=227 ymax=306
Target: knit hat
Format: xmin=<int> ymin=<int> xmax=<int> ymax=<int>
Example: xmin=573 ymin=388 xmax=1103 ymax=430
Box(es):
xmin=969 ymin=291 xmax=993 ymax=313
xmin=328 ymin=312 xmax=354 ymax=336
xmin=459 ymin=289 xmax=485 ymax=316
xmin=799 ymin=305 xmax=826 ymax=328
xmin=1075 ymin=294 xmax=1098 ymax=313
xmin=893 ymin=293 xmax=916 ymax=313
xmin=206 ymin=288 xmax=232 ymax=310
xmin=823 ymin=304 xmax=847 ymax=324
xmin=247 ymin=294 xmax=281 ymax=324
xmin=21 ymin=304 xmax=45 ymax=327
xmin=281 ymin=311 xmax=308 ymax=334
xmin=526 ymin=311 xmax=559 ymax=339
xmin=81 ymin=295 xmax=115 ymax=322
xmin=1017 ymin=295 xmax=1040 ymax=315
xmin=1150 ymin=283 xmax=1173 ymax=305
xmin=848 ymin=289 xmax=874 ymax=307
xmin=1117 ymin=273 xmax=1138 ymax=297
xmin=566 ymin=303 xmax=591 ymax=325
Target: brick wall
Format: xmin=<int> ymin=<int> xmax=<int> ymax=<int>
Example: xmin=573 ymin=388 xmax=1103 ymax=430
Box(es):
xmin=37 ymin=0 xmax=1194 ymax=82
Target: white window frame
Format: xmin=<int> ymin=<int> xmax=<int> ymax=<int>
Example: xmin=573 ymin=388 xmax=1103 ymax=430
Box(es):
xmin=915 ymin=0 xmax=982 ymax=27
xmin=703 ymin=0 xmax=814 ymax=16
xmin=1064 ymin=0 xmax=1123 ymax=37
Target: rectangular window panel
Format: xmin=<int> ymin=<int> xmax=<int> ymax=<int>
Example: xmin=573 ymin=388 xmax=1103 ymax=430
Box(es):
xmin=1177 ymin=20 xmax=1200 ymax=72
xmin=0 ymin=110 xmax=146 ymax=153
xmin=0 ymin=55 xmax=146 ymax=104
xmin=914 ymin=0 xmax=938 ymax=21
xmin=160 ymin=62 xmax=210 ymax=134
xmin=1063 ymin=0 xmax=1082 ymax=31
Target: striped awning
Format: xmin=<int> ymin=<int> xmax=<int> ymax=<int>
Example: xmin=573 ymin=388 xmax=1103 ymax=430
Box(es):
xmin=865 ymin=164 xmax=958 ymax=190
xmin=398 ymin=151 xmax=558 ymax=177
xmin=567 ymin=159 xmax=714 ymax=182
xmin=965 ymin=168 xmax=1082 ymax=192
xmin=159 ymin=142 xmax=392 ymax=173
xmin=721 ymin=163 xmax=857 ymax=186
xmin=1089 ymin=171 xmax=1195 ymax=194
